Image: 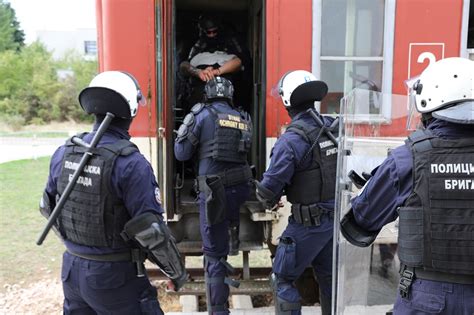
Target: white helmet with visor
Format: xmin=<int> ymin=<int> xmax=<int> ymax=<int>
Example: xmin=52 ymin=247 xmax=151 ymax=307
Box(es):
xmin=272 ymin=70 xmax=328 ymax=108
xmin=79 ymin=71 xmax=146 ymax=119
xmin=407 ymin=57 xmax=474 ymax=125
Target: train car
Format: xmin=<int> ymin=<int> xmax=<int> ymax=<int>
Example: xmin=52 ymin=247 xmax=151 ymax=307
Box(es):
xmin=95 ymin=0 xmax=473 ymax=299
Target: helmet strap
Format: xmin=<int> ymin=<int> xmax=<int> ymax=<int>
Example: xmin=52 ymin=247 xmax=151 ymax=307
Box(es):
xmin=421 ymin=113 xmax=433 ymax=128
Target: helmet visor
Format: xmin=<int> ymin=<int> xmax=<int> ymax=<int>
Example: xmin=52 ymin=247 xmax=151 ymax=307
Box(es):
xmin=270 ymin=80 xmax=283 ymax=99
xmin=137 ymin=90 xmax=147 ymax=108
xmin=405 ymin=76 xmax=421 ymax=130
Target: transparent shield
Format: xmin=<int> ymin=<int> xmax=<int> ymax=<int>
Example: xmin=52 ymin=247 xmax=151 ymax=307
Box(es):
xmin=333 ymin=89 xmax=410 ymax=314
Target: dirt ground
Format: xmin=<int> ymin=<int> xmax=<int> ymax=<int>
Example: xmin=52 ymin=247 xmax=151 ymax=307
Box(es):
xmin=1 ymin=278 xmax=63 ymax=315
xmin=0 ymin=277 xmax=274 ymax=314
xmin=0 ymin=278 xmax=182 ymax=315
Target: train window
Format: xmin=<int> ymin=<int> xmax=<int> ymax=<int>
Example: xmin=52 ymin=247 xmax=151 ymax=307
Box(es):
xmin=316 ymin=0 xmax=394 ymax=118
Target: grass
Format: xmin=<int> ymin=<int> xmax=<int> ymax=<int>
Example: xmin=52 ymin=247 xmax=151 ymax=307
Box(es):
xmin=0 ymin=157 xmax=64 ymax=292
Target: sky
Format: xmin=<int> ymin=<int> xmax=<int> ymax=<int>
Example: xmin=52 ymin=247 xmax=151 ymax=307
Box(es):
xmin=7 ymin=0 xmax=96 ymax=44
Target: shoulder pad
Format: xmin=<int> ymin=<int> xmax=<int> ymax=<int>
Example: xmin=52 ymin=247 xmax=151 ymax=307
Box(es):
xmin=406 ymin=129 xmax=435 ymax=144
xmin=191 ymin=103 xmax=205 ymax=114
xmin=406 ymin=129 xmax=435 ymax=153
xmin=183 ymin=113 xmax=195 ymax=126
xmin=176 ymin=124 xmax=189 ymax=142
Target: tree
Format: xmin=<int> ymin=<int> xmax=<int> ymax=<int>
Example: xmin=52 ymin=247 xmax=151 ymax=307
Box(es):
xmin=0 ymin=0 xmax=25 ymax=52
xmin=0 ymin=42 xmax=97 ymax=124
xmin=0 ymin=42 xmax=58 ymax=122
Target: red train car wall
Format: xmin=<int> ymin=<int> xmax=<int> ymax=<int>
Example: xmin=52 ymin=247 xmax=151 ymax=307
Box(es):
xmin=95 ymin=0 xmax=469 ymax=139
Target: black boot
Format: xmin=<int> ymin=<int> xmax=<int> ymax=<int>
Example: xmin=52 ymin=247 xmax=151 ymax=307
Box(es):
xmin=228 ymin=225 xmax=240 ymax=256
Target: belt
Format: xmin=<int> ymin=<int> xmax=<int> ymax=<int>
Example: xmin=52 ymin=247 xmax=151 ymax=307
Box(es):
xmin=66 ymin=248 xmax=144 ymax=262
xmin=405 ymin=266 xmax=474 ymax=285
xmin=197 ymin=165 xmax=252 ymax=189
xmin=291 ymin=203 xmax=333 ymax=227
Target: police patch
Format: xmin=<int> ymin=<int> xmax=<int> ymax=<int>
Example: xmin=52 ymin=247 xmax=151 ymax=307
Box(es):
xmin=155 ymin=187 xmax=162 ymax=204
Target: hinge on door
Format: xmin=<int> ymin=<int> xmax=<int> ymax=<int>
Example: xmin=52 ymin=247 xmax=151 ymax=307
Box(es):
xmin=158 ymin=127 xmax=165 ymax=138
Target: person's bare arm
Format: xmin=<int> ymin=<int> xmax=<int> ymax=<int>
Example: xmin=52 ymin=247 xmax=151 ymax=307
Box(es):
xmin=212 ymin=57 xmax=242 ymax=76
xmin=180 ymin=61 xmax=215 ymax=81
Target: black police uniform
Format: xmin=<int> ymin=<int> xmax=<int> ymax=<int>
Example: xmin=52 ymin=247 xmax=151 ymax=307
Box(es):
xmin=174 ymin=100 xmax=252 ymax=315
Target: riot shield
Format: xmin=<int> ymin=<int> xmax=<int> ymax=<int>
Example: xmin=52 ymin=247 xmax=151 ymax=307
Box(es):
xmin=333 ymin=89 xmax=410 ymax=314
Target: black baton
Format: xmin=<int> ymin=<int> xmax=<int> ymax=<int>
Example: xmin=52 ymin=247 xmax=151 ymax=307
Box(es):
xmin=36 ymin=112 xmax=115 ymax=245
xmin=306 ymin=108 xmax=339 ymax=145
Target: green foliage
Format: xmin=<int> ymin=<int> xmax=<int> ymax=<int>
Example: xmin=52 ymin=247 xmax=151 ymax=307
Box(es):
xmin=54 ymin=50 xmax=98 ymax=122
xmin=0 ymin=0 xmax=25 ymax=52
xmin=0 ymin=42 xmax=97 ymax=124
xmin=0 ymin=112 xmax=24 ymax=131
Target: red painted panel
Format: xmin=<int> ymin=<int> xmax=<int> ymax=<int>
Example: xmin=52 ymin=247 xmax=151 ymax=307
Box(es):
xmin=265 ymin=0 xmax=313 ymax=137
xmin=95 ymin=0 xmax=156 ymax=137
xmin=378 ymin=0 xmax=464 ymax=136
xmin=392 ymin=0 xmax=462 ymax=95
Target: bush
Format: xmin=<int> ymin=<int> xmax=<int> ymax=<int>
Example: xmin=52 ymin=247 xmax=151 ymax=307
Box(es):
xmin=0 ymin=113 xmax=25 ymax=131
xmin=0 ymin=42 xmax=98 ymax=125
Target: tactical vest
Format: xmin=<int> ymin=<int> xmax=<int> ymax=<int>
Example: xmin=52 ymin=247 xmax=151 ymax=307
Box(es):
xmin=199 ymin=105 xmax=252 ymax=164
xmin=285 ymin=118 xmax=338 ymax=205
xmin=398 ymin=129 xmax=474 ymax=276
xmin=57 ymin=134 xmax=138 ymax=248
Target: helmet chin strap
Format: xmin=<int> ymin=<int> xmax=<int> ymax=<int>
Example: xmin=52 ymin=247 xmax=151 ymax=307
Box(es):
xmin=421 ymin=113 xmax=433 ymax=128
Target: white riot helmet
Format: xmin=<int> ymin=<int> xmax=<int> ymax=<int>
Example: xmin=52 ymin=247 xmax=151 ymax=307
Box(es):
xmin=79 ymin=71 xmax=145 ymax=119
xmin=274 ymin=70 xmax=328 ymax=108
xmin=411 ymin=57 xmax=474 ymax=124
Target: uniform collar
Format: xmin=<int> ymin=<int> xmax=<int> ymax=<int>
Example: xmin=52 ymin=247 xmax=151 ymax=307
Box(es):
xmin=427 ymin=118 xmax=474 ymax=138
xmin=210 ymin=100 xmax=232 ymax=110
xmin=292 ymin=110 xmax=313 ymax=121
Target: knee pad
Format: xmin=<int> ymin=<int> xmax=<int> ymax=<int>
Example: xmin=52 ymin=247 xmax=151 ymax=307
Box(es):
xmin=270 ymin=273 xmax=301 ymax=315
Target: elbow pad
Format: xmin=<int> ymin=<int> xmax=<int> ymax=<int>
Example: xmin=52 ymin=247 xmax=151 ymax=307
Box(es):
xmin=255 ymin=181 xmax=279 ymax=210
xmin=340 ymin=209 xmax=380 ymax=247
xmin=122 ymin=212 xmax=188 ymax=291
xmin=39 ymin=191 xmax=53 ymax=219
xmin=39 ymin=191 xmax=61 ymax=237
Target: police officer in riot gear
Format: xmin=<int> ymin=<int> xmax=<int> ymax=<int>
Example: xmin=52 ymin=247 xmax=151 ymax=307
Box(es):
xmin=179 ymin=15 xmax=251 ymax=111
xmin=256 ymin=70 xmax=337 ymax=315
xmin=174 ymin=76 xmax=253 ymax=315
xmin=40 ymin=71 xmax=187 ymax=314
xmin=340 ymin=57 xmax=474 ymax=314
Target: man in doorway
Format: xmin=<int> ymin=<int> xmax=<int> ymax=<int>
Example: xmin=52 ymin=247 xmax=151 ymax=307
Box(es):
xmin=179 ymin=15 xmax=251 ymax=112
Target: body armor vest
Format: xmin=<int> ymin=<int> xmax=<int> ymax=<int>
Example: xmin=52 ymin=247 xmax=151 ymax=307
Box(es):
xmin=398 ymin=129 xmax=474 ymax=276
xmin=57 ymin=134 xmax=138 ymax=248
xmin=199 ymin=105 xmax=252 ymax=164
xmin=285 ymin=118 xmax=338 ymax=205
